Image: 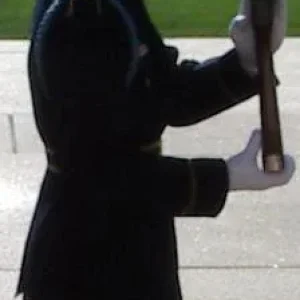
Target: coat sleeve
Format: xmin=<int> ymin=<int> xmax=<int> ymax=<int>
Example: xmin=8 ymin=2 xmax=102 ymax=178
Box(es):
xmin=160 ymin=48 xmax=265 ymax=127
xmin=122 ymin=154 xmax=229 ymax=218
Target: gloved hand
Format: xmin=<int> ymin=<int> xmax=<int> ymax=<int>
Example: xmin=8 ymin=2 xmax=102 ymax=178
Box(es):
xmin=228 ymin=0 xmax=287 ymax=75
xmin=227 ymin=130 xmax=295 ymax=191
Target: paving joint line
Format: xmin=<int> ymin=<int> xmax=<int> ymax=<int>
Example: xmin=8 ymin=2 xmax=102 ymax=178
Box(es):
xmin=1 ymin=266 xmax=300 ymax=273
xmin=8 ymin=113 xmax=18 ymax=154
xmin=180 ymin=265 xmax=300 ymax=270
xmin=0 ymin=51 xmax=26 ymax=54
xmin=0 ymin=267 xmax=18 ymax=272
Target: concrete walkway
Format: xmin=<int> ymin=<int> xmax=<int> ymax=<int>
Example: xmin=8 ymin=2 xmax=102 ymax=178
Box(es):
xmin=1 ymin=39 xmax=300 ymax=300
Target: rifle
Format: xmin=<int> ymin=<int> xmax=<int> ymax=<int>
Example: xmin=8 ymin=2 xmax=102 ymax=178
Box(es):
xmin=251 ymin=0 xmax=284 ymax=172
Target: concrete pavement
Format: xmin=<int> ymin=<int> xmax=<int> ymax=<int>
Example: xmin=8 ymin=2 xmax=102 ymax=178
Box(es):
xmin=1 ymin=39 xmax=300 ymax=299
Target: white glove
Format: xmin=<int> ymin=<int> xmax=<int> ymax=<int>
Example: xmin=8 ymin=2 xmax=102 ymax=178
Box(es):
xmin=228 ymin=0 xmax=287 ymax=75
xmin=227 ymin=130 xmax=295 ymax=191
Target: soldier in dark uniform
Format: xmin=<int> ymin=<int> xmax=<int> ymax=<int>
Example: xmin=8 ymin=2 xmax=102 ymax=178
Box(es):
xmin=16 ymin=0 xmax=294 ymax=299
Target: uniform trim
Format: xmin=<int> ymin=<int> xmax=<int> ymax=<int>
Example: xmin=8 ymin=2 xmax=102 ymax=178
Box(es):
xmin=182 ymin=160 xmax=197 ymax=214
xmin=140 ymin=139 xmax=162 ymax=155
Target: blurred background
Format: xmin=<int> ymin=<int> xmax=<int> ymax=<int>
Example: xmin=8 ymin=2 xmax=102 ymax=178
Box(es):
xmin=0 ymin=0 xmax=300 ymax=39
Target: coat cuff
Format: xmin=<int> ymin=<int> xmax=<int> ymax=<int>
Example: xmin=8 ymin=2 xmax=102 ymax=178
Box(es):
xmin=217 ymin=49 xmax=280 ymax=103
xmin=182 ymin=159 xmax=229 ymax=217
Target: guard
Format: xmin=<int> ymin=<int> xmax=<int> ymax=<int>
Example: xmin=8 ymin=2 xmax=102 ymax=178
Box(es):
xmin=16 ymin=0 xmax=294 ymax=299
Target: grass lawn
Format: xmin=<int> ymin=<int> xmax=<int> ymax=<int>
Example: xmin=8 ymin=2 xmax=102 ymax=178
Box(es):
xmin=0 ymin=0 xmax=300 ymax=39
xmin=0 ymin=0 xmax=35 ymax=39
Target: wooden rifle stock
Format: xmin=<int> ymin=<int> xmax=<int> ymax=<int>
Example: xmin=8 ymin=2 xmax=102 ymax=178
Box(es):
xmin=251 ymin=0 xmax=284 ymax=172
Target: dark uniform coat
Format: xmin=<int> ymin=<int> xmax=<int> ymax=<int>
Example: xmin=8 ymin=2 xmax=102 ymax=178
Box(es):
xmin=17 ymin=0 xmax=262 ymax=299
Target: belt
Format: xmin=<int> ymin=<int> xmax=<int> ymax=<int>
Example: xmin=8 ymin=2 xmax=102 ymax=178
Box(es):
xmin=47 ymin=139 xmax=162 ymax=173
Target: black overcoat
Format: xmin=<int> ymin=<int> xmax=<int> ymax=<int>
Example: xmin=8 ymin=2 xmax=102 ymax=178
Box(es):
xmin=17 ymin=0 xmax=261 ymax=299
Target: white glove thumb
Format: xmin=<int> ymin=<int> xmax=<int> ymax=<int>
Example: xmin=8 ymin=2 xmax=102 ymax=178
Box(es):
xmin=237 ymin=0 xmax=286 ymax=51
xmin=227 ymin=130 xmax=296 ymax=191
xmin=229 ymin=0 xmax=287 ymax=75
